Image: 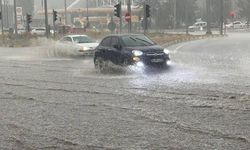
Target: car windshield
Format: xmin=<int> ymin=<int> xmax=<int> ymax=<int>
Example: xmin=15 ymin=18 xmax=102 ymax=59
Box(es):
xmin=72 ymin=36 xmax=95 ymax=43
xmin=121 ymin=35 xmax=155 ymax=47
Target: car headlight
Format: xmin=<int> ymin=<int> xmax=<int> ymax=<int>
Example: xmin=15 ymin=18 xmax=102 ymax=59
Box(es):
xmin=164 ymin=49 xmax=170 ymax=54
xmin=132 ymin=50 xmax=143 ymax=56
xmin=83 ymin=47 xmax=91 ymax=51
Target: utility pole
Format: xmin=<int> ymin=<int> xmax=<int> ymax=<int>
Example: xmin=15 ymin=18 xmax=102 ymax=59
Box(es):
xmin=143 ymin=2 xmax=147 ymax=34
xmin=127 ymin=0 xmax=132 ymax=33
xmin=114 ymin=0 xmax=122 ymax=34
xmin=206 ymin=0 xmax=212 ymax=35
xmin=220 ymin=0 xmax=224 ymax=35
xmin=185 ymin=0 xmax=189 ymax=35
xmin=4 ymin=0 xmax=9 ymax=27
xmin=119 ymin=0 xmax=122 ymax=34
xmin=173 ymin=0 xmax=177 ymax=29
xmin=0 ymin=0 xmax=4 ymax=36
xmin=86 ymin=0 xmax=89 ymax=28
xmin=44 ymin=0 xmax=49 ymax=38
xmin=13 ymin=0 xmax=18 ymax=36
xmin=64 ymin=0 xmax=67 ymax=25
xmin=143 ymin=2 xmax=150 ymax=35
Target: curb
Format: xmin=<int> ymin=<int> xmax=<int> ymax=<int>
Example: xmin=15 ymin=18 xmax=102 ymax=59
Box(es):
xmin=162 ymin=34 xmax=227 ymax=47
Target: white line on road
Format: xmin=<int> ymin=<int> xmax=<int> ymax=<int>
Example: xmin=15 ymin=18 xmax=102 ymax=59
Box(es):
xmin=172 ymin=43 xmax=187 ymax=54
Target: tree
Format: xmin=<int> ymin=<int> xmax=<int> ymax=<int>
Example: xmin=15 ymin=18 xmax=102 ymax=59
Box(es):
xmin=148 ymin=0 xmax=198 ymax=29
xmin=238 ymin=0 xmax=250 ymax=27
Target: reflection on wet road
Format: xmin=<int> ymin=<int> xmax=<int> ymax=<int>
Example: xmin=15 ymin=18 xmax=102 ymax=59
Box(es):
xmin=0 ymin=33 xmax=250 ymax=149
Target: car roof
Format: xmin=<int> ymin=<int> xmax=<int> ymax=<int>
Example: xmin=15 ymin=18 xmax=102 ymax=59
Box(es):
xmin=64 ymin=34 xmax=88 ymax=38
xmin=104 ymin=34 xmax=145 ymax=38
xmin=33 ymin=27 xmax=46 ymax=29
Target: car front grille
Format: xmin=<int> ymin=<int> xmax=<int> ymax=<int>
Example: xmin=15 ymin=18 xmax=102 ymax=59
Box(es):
xmin=145 ymin=52 xmax=165 ymax=56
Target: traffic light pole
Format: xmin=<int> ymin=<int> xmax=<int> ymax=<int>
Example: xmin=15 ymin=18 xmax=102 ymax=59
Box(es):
xmin=26 ymin=14 xmax=32 ymax=32
xmin=0 ymin=0 xmax=4 ymax=36
xmin=127 ymin=0 xmax=132 ymax=33
xmin=220 ymin=0 xmax=224 ymax=35
xmin=119 ymin=1 xmax=122 ymax=34
xmin=185 ymin=0 xmax=189 ymax=35
xmin=143 ymin=2 xmax=147 ymax=35
xmin=13 ymin=0 xmax=18 ymax=36
xmin=53 ymin=9 xmax=56 ymax=38
xmin=44 ymin=0 xmax=49 ymax=38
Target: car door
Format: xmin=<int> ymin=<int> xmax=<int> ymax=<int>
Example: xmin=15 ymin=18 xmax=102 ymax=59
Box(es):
xmin=97 ymin=37 xmax=111 ymax=60
xmin=109 ymin=37 xmax=122 ymax=65
xmin=60 ymin=37 xmax=73 ymax=52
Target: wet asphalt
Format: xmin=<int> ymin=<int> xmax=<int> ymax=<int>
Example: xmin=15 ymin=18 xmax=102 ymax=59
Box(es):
xmin=0 ymin=33 xmax=250 ymax=150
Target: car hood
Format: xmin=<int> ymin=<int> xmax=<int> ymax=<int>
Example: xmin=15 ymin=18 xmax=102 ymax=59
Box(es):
xmin=125 ymin=45 xmax=164 ymax=53
xmin=76 ymin=43 xmax=99 ymax=48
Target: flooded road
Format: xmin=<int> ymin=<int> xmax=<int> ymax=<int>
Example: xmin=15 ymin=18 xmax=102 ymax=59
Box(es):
xmin=0 ymin=33 xmax=250 ymax=149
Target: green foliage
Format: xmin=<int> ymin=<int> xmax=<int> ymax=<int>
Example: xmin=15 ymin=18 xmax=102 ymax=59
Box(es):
xmin=74 ymin=21 xmax=82 ymax=28
xmin=148 ymin=0 xmax=198 ymax=29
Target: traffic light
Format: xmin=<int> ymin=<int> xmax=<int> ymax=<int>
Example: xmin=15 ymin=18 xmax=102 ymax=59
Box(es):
xmin=53 ymin=10 xmax=58 ymax=22
xmin=26 ymin=14 xmax=32 ymax=32
xmin=145 ymin=4 xmax=150 ymax=18
xmin=26 ymin=14 xmax=32 ymax=24
xmin=114 ymin=3 xmax=121 ymax=18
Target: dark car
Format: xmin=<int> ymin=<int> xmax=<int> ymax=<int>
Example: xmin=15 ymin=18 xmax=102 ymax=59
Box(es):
xmin=94 ymin=34 xmax=170 ymax=72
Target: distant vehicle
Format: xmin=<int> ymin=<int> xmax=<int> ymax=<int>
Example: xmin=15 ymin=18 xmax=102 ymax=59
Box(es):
xmin=94 ymin=34 xmax=170 ymax=73
xmin=57 ymin=35 xmax=99 ymax=56
xmin=2 ymin=28 xmax=11 ymax=34
xmin=225 ymin=21 xmax=246 ymax=29
xmin=31 ymin=27 xmax=46 ymax=36
xmin=188 ymin=21 xmax=207 ymax=32
xmin=17 ymin=28 xmax=26 ymax=35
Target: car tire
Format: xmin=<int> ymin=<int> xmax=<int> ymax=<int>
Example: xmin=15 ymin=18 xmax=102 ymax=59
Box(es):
xmin=94 ymin=57 xmax=108 ymax=73
xmin=123 ymin=58 xmax=130 ymax=66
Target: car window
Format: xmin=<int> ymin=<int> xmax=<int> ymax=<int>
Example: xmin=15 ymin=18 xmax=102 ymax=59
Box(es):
xmin=100 ymin=37 xmax=111 ymax=47
xmin=110 ymin=37 xmax=119 ymax=47
xmin=37 ymin=29 xmax=46 ymax=31
xmin=61 ymin=37 xmax=72 ymax=42
xmin=72 ymin=36 xmax=95 ymax=43
xmin=121 ymin=35 xmax=155 ymax=47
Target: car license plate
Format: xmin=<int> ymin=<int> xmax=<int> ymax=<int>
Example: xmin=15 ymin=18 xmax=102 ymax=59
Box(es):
xmin=151 ymin=59 xmax=164 ymax=63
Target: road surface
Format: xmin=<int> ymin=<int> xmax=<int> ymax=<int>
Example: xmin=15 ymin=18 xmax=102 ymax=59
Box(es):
xmin=0 ymin=33 xmax=250 ymax=149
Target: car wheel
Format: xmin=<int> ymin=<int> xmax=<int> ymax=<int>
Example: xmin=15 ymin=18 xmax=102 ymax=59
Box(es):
xmin=123 ymin=58 xmax=130 ymax=66
xmin=95 ymin=57 xmax=108 ymax=73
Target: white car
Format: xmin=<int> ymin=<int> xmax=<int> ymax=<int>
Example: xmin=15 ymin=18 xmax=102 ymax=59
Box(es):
xmin=31 ymin=27 xmax=46 ymax=36
xmin=188 ymin=22 xmax=207 ymax=32
xmin=57 ymin=35 xmax=99 ymax=56
xmin=225 ymin=21 xmax=245 ymax=29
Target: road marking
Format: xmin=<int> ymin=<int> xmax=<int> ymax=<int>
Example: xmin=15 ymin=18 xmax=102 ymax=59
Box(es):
xmin=172 ymin=44 xmax=187 ymax=54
